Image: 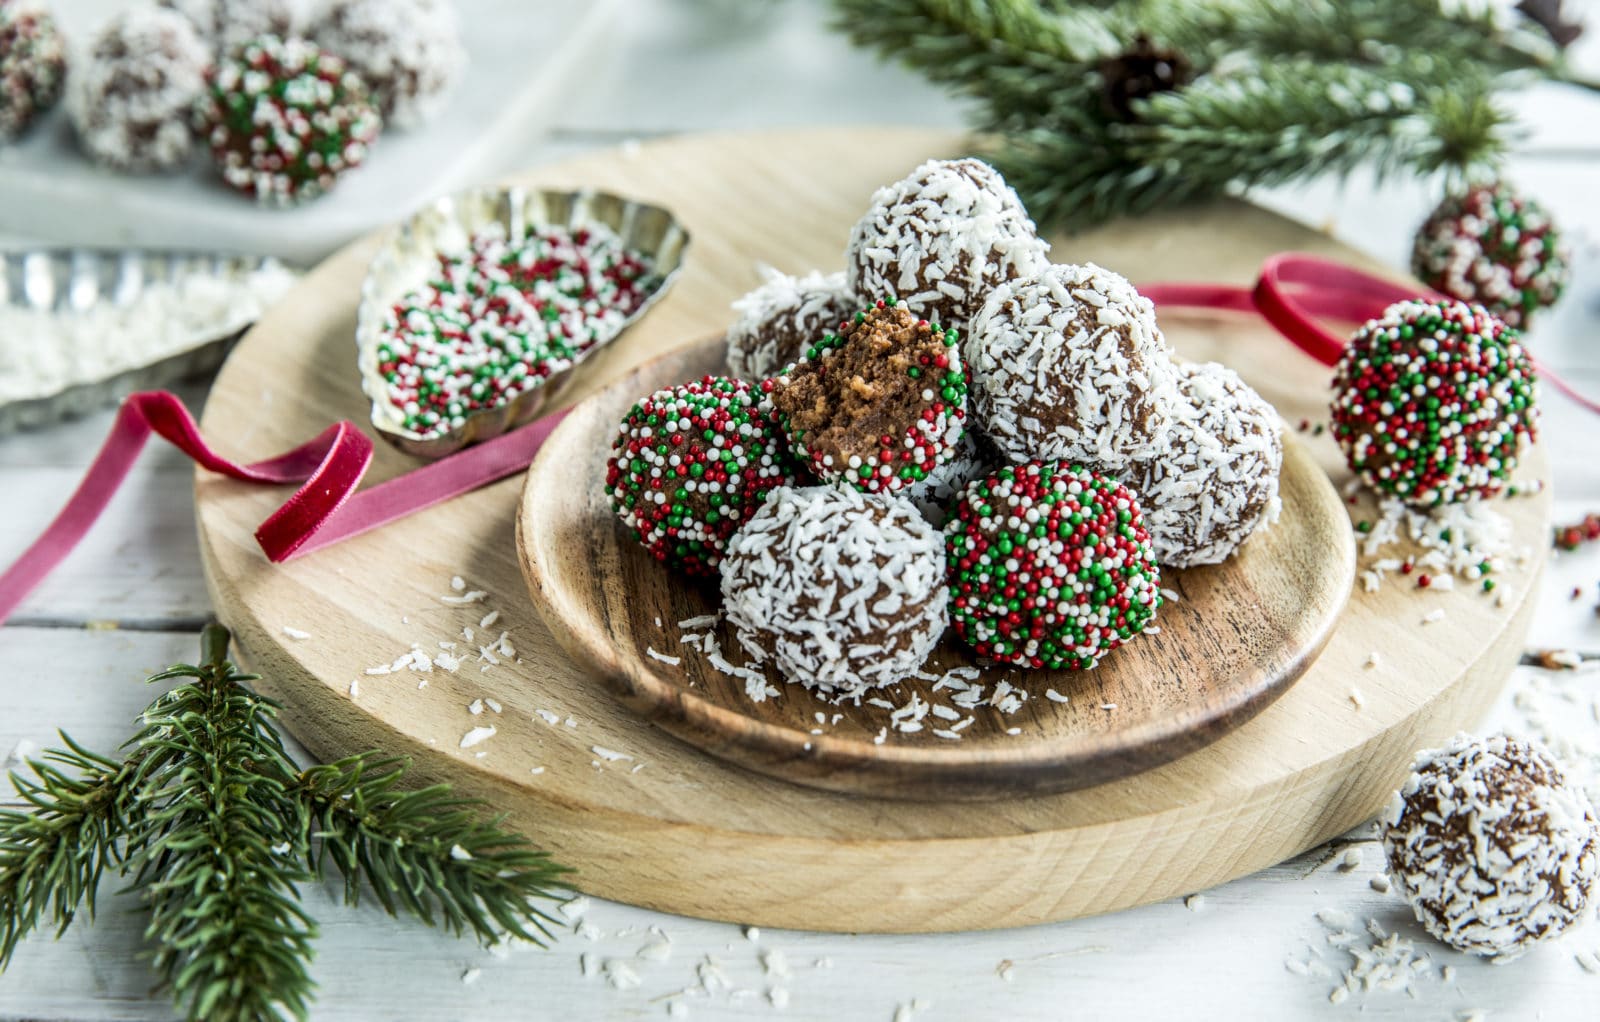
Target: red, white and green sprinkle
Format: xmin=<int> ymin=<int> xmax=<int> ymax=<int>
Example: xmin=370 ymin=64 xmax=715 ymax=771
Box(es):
xmin=1330 ymin=299 xmax=1538 ymax=507
xmin=1411 ymin=183 xmax=1569 ymax=330
xmin=606 ymin=375 xmax=799 ymax=577
xmin=378 ymin=222 xmax=659 ymax=437
xmin=0 ymin=0 xmax=66 ymax=141
xmin=945 ymin=461 xmax=1162 ymax=670
xmin=197 ymin=34 xmax=381 ymax=205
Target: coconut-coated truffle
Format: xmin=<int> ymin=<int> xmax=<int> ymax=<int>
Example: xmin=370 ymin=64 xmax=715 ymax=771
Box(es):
xmin=721 ymin=484 xmax=949 ymax=696
xmin=69 ymin=7 xmax=209 ymax=172
xmin=846 ymin=157 xmax=1047 ymax=335
xmin=725 ymin=268 xmax=853 ymax=382
xmin=1381 ymin=733 xmax=1600 ymax=961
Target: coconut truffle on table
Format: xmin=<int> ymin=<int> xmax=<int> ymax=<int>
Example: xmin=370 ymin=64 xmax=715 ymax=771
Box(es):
xmin=1381 ymin=732 xmax=1599 ymax=961
xmin=725 ymin=268 xmax=853 ymax=381
xmin=0 ymin=0 xmax=66 ymax=142
xmin=607 ymin=375 xmax=800 ymax=578
xmin=720 ymin=484 xmax=948 ymax=697
xmin=846 ymin=158 xmax=1048 ymax=334
xmin=195 ymin=34 xmax=382 ymax=205
xmin=945 ymin=461 xmax=1162 ymax=670
xmin=311 ymin=0 xmax=464 ymax=129
xmin=1122 ymin=362 xmax=1282 ymax=569
xmin=966 ymin=262 xmax=1180 ymax=471
xmin=69 ymin=7 xmax=209 ymax=173
xmin=761 ymin=298 xmax=967 ymax=495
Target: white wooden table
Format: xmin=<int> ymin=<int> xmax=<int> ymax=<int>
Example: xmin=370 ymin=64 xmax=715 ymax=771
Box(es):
xmin=3 ymin=2 xmax=1600 ymax=1018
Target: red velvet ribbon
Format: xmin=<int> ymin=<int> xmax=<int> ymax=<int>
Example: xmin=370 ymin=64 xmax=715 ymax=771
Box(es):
xmin=0 ymin=253 xmax=1593 ymax=628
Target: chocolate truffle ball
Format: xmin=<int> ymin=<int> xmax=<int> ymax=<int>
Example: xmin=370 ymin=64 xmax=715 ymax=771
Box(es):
xmin=69 ymin=7 xmax=209 ymax=173
xmin=761 ymin=298 xmax=968 ymax=495
xmin=721 ymin=484 xmax=949 ymax=696
xmin=945 ymin=461 xmax=1162 ymax=670
xmin=1381 ymin=733 xmax=1600 ymax=961
xmin=846 ymin=158 xmax=1048 ymax=335
xmin=196 ymin=34 xmax=381 ymax=205
xmin=725 ymin=268 xmax=853 ymax=382
xmin=607 ymin=375 xmax=800 ymax=577
xmin=1330 ymin=299 xmax=1538 ymax=506
xmin=966 ymin=262 xmax=1181 ymax=471
xmin=311 ymin=0 xmax=464 ymax=129
xmin=1122 ymin=362 xmax=1283 ymax=568
xmin=156 ymin=0 xmax=295 ymax=58
xmin=1412 ymin=183 xmax=1569 ymax=330
xmin=0 ymin=0 xmax=66 ymax=141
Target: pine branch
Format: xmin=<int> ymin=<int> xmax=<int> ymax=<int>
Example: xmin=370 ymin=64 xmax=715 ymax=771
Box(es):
xmin=128 ymin=624 xmax=317 ymax=1022
xmin=0 ymin=735 xmax=138 ymax=967
xmin=831 ymin=0 xmax=1543 ymax=229
xmin=300 ymin=752 xmax=572 ymax=946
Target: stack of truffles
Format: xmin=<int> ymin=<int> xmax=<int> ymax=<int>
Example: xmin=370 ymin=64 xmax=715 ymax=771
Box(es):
xmin=607 ymin=158 xmax=1284 ymax=699
xmin=0 ymin=0 xmax=465 ymax=204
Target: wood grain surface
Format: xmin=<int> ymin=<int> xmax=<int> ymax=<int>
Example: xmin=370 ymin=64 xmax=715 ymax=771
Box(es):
xmin=193 ymin=128 xmax=1552 ymax=932
xmin=518 ymin=336 xmax=1354 ymax=800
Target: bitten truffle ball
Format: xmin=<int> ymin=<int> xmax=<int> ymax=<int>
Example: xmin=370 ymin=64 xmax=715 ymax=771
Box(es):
xmin=69 ymin=7 xmax=209 ymax=173
xmin=966 ymin=262 xmax=1180 ymax=471
xmin=1412 ymin=183 xmax=1569 ymax=330
xmin=156 ymin=0 xmax=295 ymax=58
xmin=761 ymin=299 xmax=967 ymax=495
xmin=725 ymin=268 xmax=853 ymax=381
xmin=721 ymin=484 xmax=949 ymax=696
xmin=945 ymin=461 xmax=1162 ymax=670
xmin=196 ymin=34 xmax=381 ymax=205
xmin=1122 ymin=362 xmax=1283 ymax=568
xmin=0 ymin=0 xmax=66 ymax=141
xmin=1381 ymin=733 xmax=1600 ymax=961
xmin=607 ymin=375 xmax=800 ymax=577
xmin=1330 ymin=299 xmax=1538 ymax=506
xmin=846 ymin=158 xmax=1047 ymax=334
xmin=311 ymin=0 xmax=463 ymax=129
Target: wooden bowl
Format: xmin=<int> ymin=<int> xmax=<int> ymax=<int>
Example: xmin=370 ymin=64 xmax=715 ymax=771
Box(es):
xmin=516 ymin=336 xmax=1355 ymax=800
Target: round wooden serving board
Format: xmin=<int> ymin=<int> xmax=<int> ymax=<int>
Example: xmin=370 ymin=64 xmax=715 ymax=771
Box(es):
xmin=518 ymin=336 xmax=1354 ymax=801
xmin=195 ymin=128 xmax=1552 ymax=933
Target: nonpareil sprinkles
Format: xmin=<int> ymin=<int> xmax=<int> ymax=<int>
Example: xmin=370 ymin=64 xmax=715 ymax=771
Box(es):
xmin=606 ymin=375 xmax=798 ymax=577
xmin=945 ymin=461 xmax=1162 ymax=670
xmin=378 ymin=223 xmax=659 ymax=437
xmin=1329 ymin=299 xmax=1538 ymax=506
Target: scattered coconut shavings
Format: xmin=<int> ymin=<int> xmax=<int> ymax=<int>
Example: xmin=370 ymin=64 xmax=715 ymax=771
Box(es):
xmin=1184 ymin=894 xmax=1206 ymax=911
xmin=1337 ymin=848 xmax=1363 ymax=871
xmin=536 ymin=709 xmax=561 ymax=725
xmin=484 ymin=698 xmax=502 ymax=713
xmin=679 ymin=614 xmax=719 ymax=630
xmin=1576 ymin=950 xmax=1600 ymax=974
xmin=441 ymin=589 xmax=488 ymax=605
xmin=347 ymin=679 xmax=359 ymax=698
xmin=1421 ymin=609 xmax=1446 ymax=625
xmin=591 ymin=745 xmax=633 ymax=763
xmin=1307 ymin=910 xmax=1442 ymax=1004
xmin=479 ymin=610 xmax=501 ymax=629
xmin=1101 ymin=703 xmax=1118 ymax=711
xmin=1046 ymin=688 xmax=1069 ymax=703
xmin=1349 ymin=688 xmax=1366 ymax=709
xmin=604 ymin=959 xmax=640 ymax=990
xmin=1365 ymin=651 xmax=1381 ymax=670
xmin=647 ymin=646 xmax=683 ymax=666
xmin=449 ymin=844 xmax=472 ymax=861
xmin=460 ymin=967 xmax=481 ymax=985
xmin=1353 ymin=496 xmax=1521 ymax=594
xmin=560 ymin=897 xmax=590 ymax=922
xmin=459 ymin=725 xmax=496 ymax=749
xmin=638 ymin=940 xmax=672 ymax=962
xmin=282 ymin=625 xmax=311 ymax=640
xmin=468 ymin=699 xmax=484 ymax=715
xmin=1371 ymin=874 xmax=1392 ymax=894
xmin=529 ymin=766 xmax=545 ymax=775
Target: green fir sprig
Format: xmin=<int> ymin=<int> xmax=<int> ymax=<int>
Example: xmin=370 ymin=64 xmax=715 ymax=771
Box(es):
xmin=0 ymin=624 xmax=572 ymax=1021
xmin=833 ymin=0 xmax=1588 ymax=229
